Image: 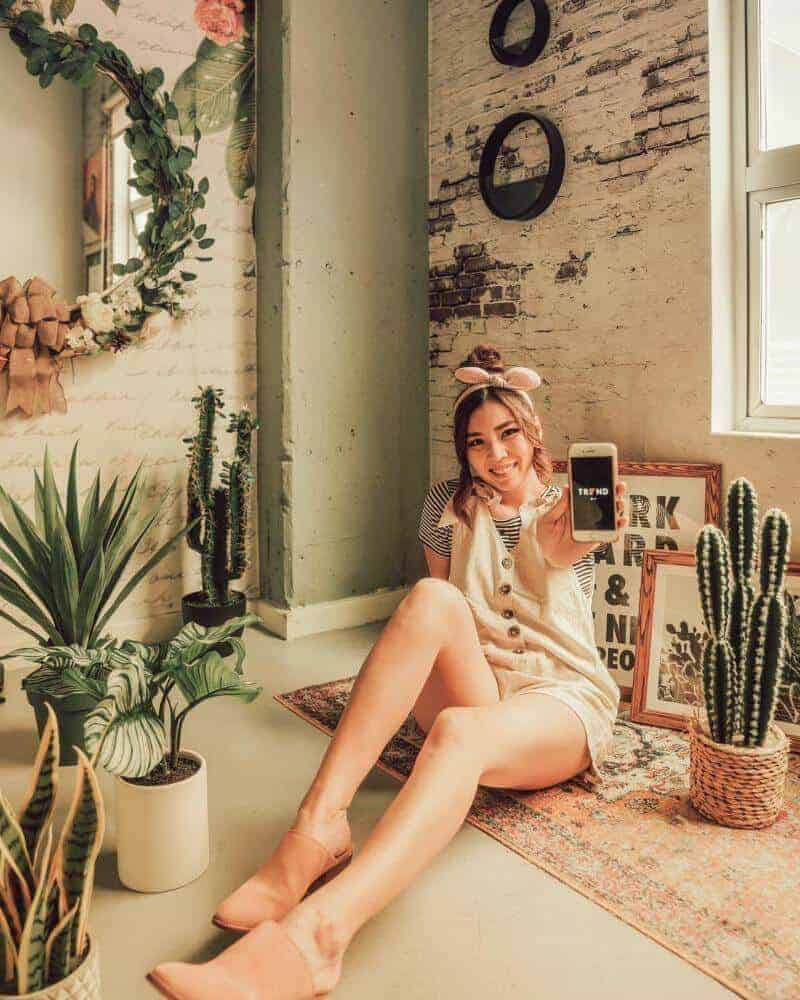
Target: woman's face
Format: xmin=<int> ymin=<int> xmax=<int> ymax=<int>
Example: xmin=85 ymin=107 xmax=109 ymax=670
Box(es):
xmin=465 ymin=399 xmax=535 ymax=492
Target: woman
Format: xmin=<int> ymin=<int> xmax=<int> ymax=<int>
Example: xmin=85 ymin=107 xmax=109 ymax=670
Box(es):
xmin=148 ymin=343 xmax=629 ymax=999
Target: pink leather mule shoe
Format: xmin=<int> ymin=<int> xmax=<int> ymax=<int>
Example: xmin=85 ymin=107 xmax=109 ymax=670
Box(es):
xmin=212 ymin=829 xmax=354 ymax=933
xmin=147 ymin=919 xmax=314 ymax=999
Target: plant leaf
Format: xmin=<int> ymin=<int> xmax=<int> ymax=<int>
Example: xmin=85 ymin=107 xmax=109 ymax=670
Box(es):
xmin=78 ymin=477 xmax=117 ymax=579
xmin=0 ymin=483 xmax=51 ymax=567
xmin=164 ymin=614 xmax=261 ymax=670
xmin=0 ymin=789 xmax=35 ymax=906
xmin=55 ymin=748 xmax=105 ymax=962
xmin=101 ymin=0 xmax=120 ymax=11
xmin=173 ymin=649 xmax=262 ymax=707
xmin=65 ymin=443 xmax=81 ymax=569
xmin=0 ymin=608 xmax=44 ymax=643
xmin=84 ymin=658 xmax=164 ymax=778
xmin=91 ymin=521 xmax=197 ymax=640
xmin=79 ymin=471 xmax=100 ymax=548
xmin=17 ymin=702 xmax=59 ymax=863
xmin=50 ymin=0 xmax=76 ymax=22
xmin=225 ymin=75 xmax=255 ymax=198
xmin=172 ymin=36 xmax=254 ymax=135
xmin=0 ymin=568 xmax=60 ymax=644
xmin=44 ymin=902 xmax=77 ymax=987
xmin=16 ymin=830 xmax=52 ymax=994
xmin=0 ymin=896 xmax=17 ymax=986
xmin=50 ymin=526 xmax=80 ymax=644
xmin=76 ymin=545 xmax=106 ymax=648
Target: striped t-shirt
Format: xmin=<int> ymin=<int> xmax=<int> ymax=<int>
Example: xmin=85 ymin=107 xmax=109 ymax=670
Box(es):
xmin=418 ymin=478 xmax=596 ymax=601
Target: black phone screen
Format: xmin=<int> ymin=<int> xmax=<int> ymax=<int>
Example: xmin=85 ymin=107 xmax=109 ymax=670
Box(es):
xmin=570 ymin=456 xmax=615 ymax=531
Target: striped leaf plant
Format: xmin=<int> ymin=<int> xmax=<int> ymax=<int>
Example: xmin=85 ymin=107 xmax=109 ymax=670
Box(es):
xmin=0 ymin=442 xmax=197 ymax=653
xmin=0 ymin=702 xmax=105 ymax=994
xmin=82 ymin=614 xmax=263 ymax=780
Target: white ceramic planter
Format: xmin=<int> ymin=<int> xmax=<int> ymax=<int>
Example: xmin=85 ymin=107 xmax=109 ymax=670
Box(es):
xmin=115 ymin=750 xmax=210 ymax=893
xmin=3 ymin=936 xmax=101 ymax=999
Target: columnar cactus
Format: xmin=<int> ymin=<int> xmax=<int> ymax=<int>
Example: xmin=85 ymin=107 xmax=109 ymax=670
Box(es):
xmin=185 ymin=386 xmax=259 ymax=605
xmin=695 ymin=477 xmax=791 ymax=747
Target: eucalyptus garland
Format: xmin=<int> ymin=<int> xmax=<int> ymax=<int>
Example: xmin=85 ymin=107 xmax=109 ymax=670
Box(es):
xmin=0 ymin=1 xmax=215 ymax=354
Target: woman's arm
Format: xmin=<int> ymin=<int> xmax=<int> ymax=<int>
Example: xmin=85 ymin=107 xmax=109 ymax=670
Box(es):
xmin=423 ymin=544 xmax=451 ymax=581
xmin=537 ymin=482 xmax=629 ymax=568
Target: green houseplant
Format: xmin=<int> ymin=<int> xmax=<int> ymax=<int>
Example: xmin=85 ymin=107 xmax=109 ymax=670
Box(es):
xmin=0 ymin=442 xmax=194 ymax=763
xmin=73 ymin=614 xmax=262 ymax=892
xmin=181 ymin=387 xmax=258 ymax=648
xmin=691 ymin=476 xmax=792 ymax=828
xmin=0 ymin=702 xmax=105 ymax=998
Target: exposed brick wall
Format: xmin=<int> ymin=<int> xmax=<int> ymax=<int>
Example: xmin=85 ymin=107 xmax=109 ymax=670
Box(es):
xmin=428 ymin=0 xmax=715 ymax=477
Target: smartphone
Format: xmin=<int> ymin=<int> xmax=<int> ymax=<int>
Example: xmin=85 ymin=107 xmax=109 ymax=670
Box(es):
xmin=567 ymin=442 xmax=619 ymax=542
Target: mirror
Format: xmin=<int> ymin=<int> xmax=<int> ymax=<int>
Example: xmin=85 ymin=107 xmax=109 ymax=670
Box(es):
xmin=479 ymin=112 xmax=565 ymax=221
xmin=0 ymin=33 xmax=141 ymax=304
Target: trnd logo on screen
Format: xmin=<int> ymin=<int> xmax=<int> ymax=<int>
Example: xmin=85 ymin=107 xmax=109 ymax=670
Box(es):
xmin=576 ymin=487 xmax=609 ymax=497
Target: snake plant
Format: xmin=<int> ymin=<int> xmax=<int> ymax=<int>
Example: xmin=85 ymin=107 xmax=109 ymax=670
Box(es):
xmin=0 ymin=703 xmax=104 ymax=994
xmin=0 ymin=442 xmax=196 ymax=649
xmin=695 ymin=477 xmax=791 ymax=746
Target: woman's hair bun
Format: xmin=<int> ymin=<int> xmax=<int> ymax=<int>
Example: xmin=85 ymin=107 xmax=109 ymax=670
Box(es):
xmin=462 ymin=342 xmax=504 ymax=373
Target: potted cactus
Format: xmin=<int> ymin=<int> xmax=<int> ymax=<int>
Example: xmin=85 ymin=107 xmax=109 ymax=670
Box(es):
xmin=691 ymin=476 xmax=791 ymax=828
xmin=181 ymin=387 xmax=258 ymax=651
xmin=0 ymin=702 xmax=105 ymax=998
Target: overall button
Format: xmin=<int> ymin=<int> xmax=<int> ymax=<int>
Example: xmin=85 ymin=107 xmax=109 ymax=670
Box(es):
xmin=498 ymin=583 xmax=511 ymax=595
xmin=508 ymin=625 xmax=520 ymax=638
xmin=502 ymin=557 xmax=513 ymax=569
xmin=514 ymin=647 xmax=525 ymax=655
xmin=501 ymin=609 xmax=514 ymax=620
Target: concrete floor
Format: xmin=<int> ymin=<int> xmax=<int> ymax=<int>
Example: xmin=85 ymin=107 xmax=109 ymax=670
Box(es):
xmin=0 ymin=622 xmax=732 ymax=999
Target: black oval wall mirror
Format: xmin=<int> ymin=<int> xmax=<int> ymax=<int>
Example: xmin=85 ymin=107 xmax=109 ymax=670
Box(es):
xmin=489 ymin=0 xmax=551 ymax=67
xmin=478 ymin=112 xmax=565 ymax=221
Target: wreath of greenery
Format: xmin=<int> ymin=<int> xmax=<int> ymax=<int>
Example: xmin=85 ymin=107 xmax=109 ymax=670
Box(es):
xmin=0 ymin=1 xmax=214 ymax=354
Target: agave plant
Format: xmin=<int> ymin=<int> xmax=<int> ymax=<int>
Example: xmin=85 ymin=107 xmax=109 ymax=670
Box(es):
xmin=0 ymin=703 xmax=104 ymax=994
xmin=27 ymin=615 xmax=264 ymax=780
xmin=0 ymin=442 xmax=196 ymax=648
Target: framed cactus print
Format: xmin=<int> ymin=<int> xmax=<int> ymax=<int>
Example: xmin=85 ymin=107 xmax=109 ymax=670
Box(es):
xmin=630 ymin=549 xmax=800 ymax=753
xmin=551 ymin=460 xmax=722 ymax=698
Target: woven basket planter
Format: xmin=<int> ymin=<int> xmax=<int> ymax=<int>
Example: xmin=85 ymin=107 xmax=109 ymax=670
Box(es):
xmin=1 ymin=937 xmax=100 ymax=999
xmin=688 ymin=706 xmax=789 ymax=829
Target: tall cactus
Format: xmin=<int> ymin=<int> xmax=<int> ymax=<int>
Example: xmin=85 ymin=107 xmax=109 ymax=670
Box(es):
xmin=695 ymin=526 xmax=736 ymax=743
xmin=695 ymin=477 xmax=791 ymax=747
xmin=185 ymin=387 xmax=259 ymax=605
xmin=727 ymin=478 xmax=757 ymax=734
xmin=741 ymin=509 xmax=790 ymax=746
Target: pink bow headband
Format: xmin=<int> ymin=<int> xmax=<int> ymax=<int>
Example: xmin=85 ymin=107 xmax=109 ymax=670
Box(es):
xmin=453 ymin=365 xmax=542 ymax=411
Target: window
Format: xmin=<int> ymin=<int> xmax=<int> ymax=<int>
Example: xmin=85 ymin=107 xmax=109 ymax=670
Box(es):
xmin=711 ymin=1 xmax=800 ymax=435
xmin=108 ymin=95 xmax=149 ymax=279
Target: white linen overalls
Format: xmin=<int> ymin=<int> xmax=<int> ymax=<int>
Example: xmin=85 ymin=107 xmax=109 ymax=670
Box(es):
xmin=436 ymin=488 xmax=620 ymax=787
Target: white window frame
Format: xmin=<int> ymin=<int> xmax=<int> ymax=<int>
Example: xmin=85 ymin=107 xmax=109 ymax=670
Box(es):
xmin=105 ymin=93 xmax=149 ymax=274
xmin=710 ymin=0 xmax=800 ymax=437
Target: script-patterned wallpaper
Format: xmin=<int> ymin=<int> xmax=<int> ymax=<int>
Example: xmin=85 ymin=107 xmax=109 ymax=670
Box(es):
xmin=428 ymin=0 xmax=711 ymax=475
xmin=0 ymin=0 xmax=258 ymax=644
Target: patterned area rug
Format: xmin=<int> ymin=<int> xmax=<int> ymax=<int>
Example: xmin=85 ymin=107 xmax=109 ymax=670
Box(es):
xmin=276 ymin=677 xmax=800 ymax=1000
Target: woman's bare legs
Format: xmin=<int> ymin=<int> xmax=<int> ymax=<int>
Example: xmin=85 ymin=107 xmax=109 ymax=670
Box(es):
xmin=288 ymin=578 xmax=499 ymax=854
xmin=278 ymin=694 xmax=592 ymax=994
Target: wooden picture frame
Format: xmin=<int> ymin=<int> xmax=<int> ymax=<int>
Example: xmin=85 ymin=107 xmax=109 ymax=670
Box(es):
xmin=630 ymin=549 xmax=800 ymax=754
xmin=551 ymin=460 xmax=722 ymax=697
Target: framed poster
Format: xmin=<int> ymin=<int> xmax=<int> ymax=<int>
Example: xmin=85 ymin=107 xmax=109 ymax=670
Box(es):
xmin=551 ymin=461 xmax=722 ymax=697
xmin=630 ymin=549 xmax=800 ymax=753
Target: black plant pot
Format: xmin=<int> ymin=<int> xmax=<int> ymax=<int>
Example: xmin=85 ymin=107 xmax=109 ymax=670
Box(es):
xmin=181 ymin=589 xmax=247 ymax=657
xmin=25 ymin=688 xmax=96 ymax=767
